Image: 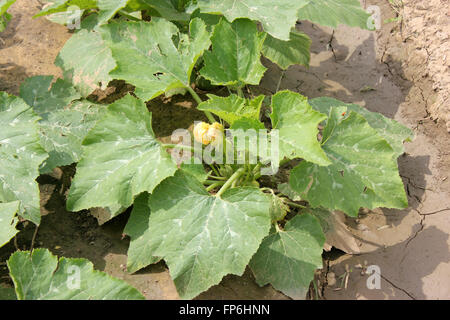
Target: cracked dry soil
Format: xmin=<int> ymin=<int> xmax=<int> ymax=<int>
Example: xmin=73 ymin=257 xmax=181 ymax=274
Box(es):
xmin=0 ymin=0 xmax=449 ymax=299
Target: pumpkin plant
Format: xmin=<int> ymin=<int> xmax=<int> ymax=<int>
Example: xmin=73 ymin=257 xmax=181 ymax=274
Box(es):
xmin=0 ymin=0 xmax=413 ymax=300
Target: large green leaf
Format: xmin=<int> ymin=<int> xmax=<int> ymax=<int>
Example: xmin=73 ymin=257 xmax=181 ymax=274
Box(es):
xmin=134 ymin=171 xmax=271 ymax=299
xmin=290 ymin=110 xmax=408 ymax=217
xmin=262 ymin=31 xmax=311 ymax=69
xmin=200 ymin=18 xmax=266 ymax=87
xmin=55 ymin=29 xmax=116 ymax=97
xmin=100 ymin=18 xmax=211 ymax=101
xmin=297 ymin=0 xmax=371 ymax=30
xmin=7 ymin=248 xmax=144 ymax=300
xmin=0 ymin=93 xmax=48 ymax=225
xmin=67 ymin=94 xmax=177 ymax=212
xmin=249 ymin=214 xmax=325 ymax=299
xmin=270 ymin=91 xmax=330 ymax=165
xmin=309 ymin=97 xmax=414 ymax=156
xmin=197 ymin=94 xmax=264 ymax=125
xmin=0 ymin=0 xmax=16 ymax=33
xmin=20 ymin=76 xmax=105 ymax=173
xmin=0 ymin=201 xmax=20 ymax=248
xmin=123 ymin=193 xmax=160 ymax=273
xmin=194 ymin=0 xmax=308 ymax=40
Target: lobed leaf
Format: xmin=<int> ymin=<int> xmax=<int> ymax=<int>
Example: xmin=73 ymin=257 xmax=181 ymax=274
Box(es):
xmin=197 ymin=94 xmax=264 ymax=125
xmin=194 ymin=0 xmax=308 ymax=40
xmin=20 ymin=76 xmax=105 ymax=173
xmin=270 ymin=90 xmax=330 ymax=165
xmin=249 ymin=213 xmax=325 ymax=299
xmin=55 ymin=29 xmax=116 ymax=97
xmin=0 ymin=93 xmax=48 ymax=225
xmin=7 ymin=248 xmax=144 ymax=300
xmin=262 ymin=31 xmax=311 ymax=69
xmin=100 ymin=17 xmax=211 ymax=101
xmin=130 ymin=171 xmax=271 ymax=299
xmin=67 ymin=94 xmax=177 ymax=212
xmin=297 ymin=0 xmax=372 ymax=30
xmin=200 ymin=18 xmax=267 ymax=87
xmin=309 ymin=97 xmax=414 ymax=156
xmin=290 ymin=110 xmax=408 ymax=217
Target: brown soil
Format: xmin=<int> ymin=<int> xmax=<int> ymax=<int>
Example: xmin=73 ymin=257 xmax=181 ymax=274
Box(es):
xmin=0 ymin=0 xmax=449 ymax=300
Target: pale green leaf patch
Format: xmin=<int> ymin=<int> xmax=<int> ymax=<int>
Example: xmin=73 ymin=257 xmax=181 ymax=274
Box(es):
xmin=298 ymin=0 xmax=372 ymax=30
xmin=290 ymin=110 xmax=408 ymax=217
xmin=20 ymin=76 xmax=105 ymax=173
xmin=250 ymin=213 xmax=325 ymax=299
xmin=262 ymin=31 xmax=311 ymax=69
xmin=97 ymin=0 xmax=130 ymax=26
xmin=197 ymin=94 xmax=264 ymax=125
xmin=134 ymin=171 xmax=272 ymax=299
xmin=34 ymin=0 xmax=97 ymax=17
xmin=0 ymin=93 xmax=48 ymax=225
xmin=100 ymin=17 xmax=211 ymax=101
xmin=55 ymin=28 xmax=116 ymax=97
xmin=123 ymin=192 xmax=160 ymax=273
xmin=270 ymin=90 xmax=330 ymax=166
xmin=7 ymin=248 xmax=145 ymax=300
xmin=200 ymin=18 xmax=267 ymax=87
xmin=67 ymin=94 xmax=177 ymax=212
xmin=195 ymin=0 xmax=308 ymax=40
xmin=309 ymin=97 xmax=414 ymax=156
xmin=0 ymin=201 xmax=20 ymax=248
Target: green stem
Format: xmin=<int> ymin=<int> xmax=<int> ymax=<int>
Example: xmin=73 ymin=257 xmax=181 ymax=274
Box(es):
xmin=209 ymin=164 xmax=220 ymax=177
xmin=237 ymin=86 xmax=244 ymax=98
xmin=203 ymin=180 xmax=226 ymax=185
xmin=216 ymin=168 xmax=245 ymax=198
xmin=252 ymin=163 xmax=262 ymax=175
xmin=206 ymin=182 xmax=223 ymax=192
xmin=208 ymin=175 xmax=227 ymax=180
xmin=285 ymin=200 xmax=307 ymax=209
xmin=275 ymin=223 xmax=282 ymax=232
xmin=118 ymin=10 xmax=141 ymax=21
xmin=162 ymin=144 xmax=195 ymax=152
xmin=186 ymin=86 xmax=215 ymax=123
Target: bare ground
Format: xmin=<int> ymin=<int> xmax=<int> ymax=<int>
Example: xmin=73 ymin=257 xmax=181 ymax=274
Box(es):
xmin=0 ymin=0 xmax=449 ymax=299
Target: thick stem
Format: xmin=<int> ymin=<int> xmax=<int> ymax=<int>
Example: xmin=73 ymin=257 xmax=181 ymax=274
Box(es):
xmin=285 ymin=200 xmax=307 ymax=209
xmin=236 ymin=86 xmax=244 ymax=98
xmin=216 ymin=168 xmax=245 ymax=198
xmin=203 ymin=180 xmax=226 ymax=185
xmin=206 ymin=182 xmax=223 ymax=192
xmin=186 ymin=86 xmax=215 ymax=123
xmin=208 ymin=175 xmax=227 ymax=180
xmin=209 ymin=164 xmax=220 ymax=177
